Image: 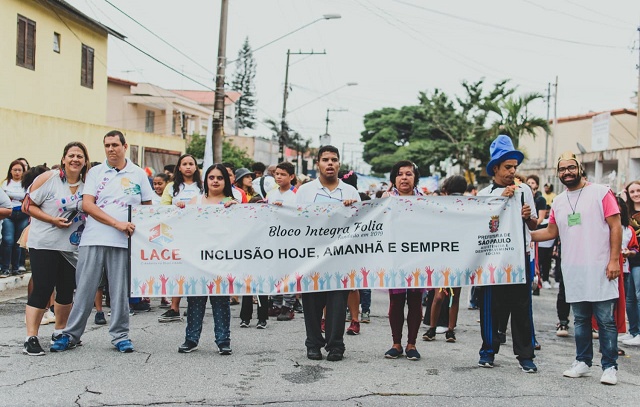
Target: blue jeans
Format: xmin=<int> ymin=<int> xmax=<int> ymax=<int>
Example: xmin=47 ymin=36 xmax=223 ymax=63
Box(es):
xmin=625 ymin=268 xmax=640 ymax=336
xmin=1 ymin=210 xmax=29 ymax=270
xmin=185 ymin=296 xmax=231 ymax=347
xmin=571 ymin=299 xmax=618 ymax=370
xmin=359 ymin=289 xmax=371 ymax=313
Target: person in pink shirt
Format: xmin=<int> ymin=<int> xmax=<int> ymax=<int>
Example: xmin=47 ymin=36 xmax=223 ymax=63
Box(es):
xmin=532 ymin=151 xmax=621 ymax=385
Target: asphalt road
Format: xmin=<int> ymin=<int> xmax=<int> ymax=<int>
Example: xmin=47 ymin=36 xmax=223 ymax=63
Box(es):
xmin=1 ymin=285 xmax=639 ymax=406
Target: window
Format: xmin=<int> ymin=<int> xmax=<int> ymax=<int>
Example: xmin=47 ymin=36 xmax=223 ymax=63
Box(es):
xmin=53 ymin=32 xmax=60 ymax=53
xmin=145 ymin=110 xmax=155 ymax=133
xmin=16 ymin=15 xmax=36 ymax=70
xmin=81 ymin=44 xmax=94 ymax=88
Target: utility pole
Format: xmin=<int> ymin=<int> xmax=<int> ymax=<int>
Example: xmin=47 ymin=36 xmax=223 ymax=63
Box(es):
xmin=544 ymin=82 xmax=550 ymax=170
xmin=325 ymin=108 xmax=347 ymax=134
xmin=212 ymin=0 xmax=229 ymax=164
xmin=279 ymin=49 xmax=326 ymax=163
xmin=551 ymin=76 xmax=559 ymax=174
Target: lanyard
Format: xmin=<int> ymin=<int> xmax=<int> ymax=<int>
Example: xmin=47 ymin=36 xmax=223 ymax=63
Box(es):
xmin=566 ymin=184 xmax=585 ymax=214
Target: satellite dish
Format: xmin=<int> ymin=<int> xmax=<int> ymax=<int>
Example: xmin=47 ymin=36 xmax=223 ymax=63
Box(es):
xmin=576 ymin=142 xmax=587 ymax=154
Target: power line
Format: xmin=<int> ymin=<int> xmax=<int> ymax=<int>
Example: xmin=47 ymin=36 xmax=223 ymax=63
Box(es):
xmin=563 ymin=0 xmax=636 ymax=26
xmin=393 ymin=0 xmax=629 ymax=50
xmin=521 ymin=0 xmax=628 ymax=30
xmin=102 ymin=0 xmax=215 ymax=77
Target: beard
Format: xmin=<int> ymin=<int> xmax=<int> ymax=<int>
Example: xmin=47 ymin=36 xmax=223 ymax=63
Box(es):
xmin=560 ymin=175 xmax=581 ymax=188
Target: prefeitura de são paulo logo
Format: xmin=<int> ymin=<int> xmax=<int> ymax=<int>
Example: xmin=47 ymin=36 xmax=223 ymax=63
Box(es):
xmin=149 ymin=223 xmax=173 ymax=246
xmin=489 ymin=215 xmax=500 ymax=233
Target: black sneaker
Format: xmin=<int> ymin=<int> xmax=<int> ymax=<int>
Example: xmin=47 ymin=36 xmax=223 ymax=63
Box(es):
xmin=130 ymin=302 xmax=151 ymax=312
xmin=422 ymin=327 xmax=436 ymax=341
xmin=256 ymin=320 xmax=267 ymax=329
xmin=178 ymin=340 xmax=198 ymax=353
xmin=218 ymin=345 xmax=232 ymax=355
xmin=445 ymin=330 xmax=456 ymax=343
xmin=0 ymin=269 xmax=10 ymax=278
xmin=498 ymin=331 xmax=507 ymax=345
xmin=158 ymin=309 xmax=182 ymax=322
xmin=293 ymin=299 xmax=304 ymax=313
xmin=240 ymin=320 xmax=250 ymax=328
xmin=95 ymin=311 xmax=107 ymax=325
xmin=23 ymin=336 xmax=45 ymax=356
xmin=326 ymin=349 xmax=344 ymax=361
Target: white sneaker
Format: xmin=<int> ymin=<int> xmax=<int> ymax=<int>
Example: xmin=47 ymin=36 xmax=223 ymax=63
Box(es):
xmin=40 ymin=310 xmax=56 ymax=325
xmin=618 ymin=333 xmax=634 ymax=342
xmin=600 ymin=367 xmax=618 ymax=385
xmin=622 ymin=335 xmax=640 ymax=346
xmin=542 ymin=281 xmax=552 ymax=289
xmin=563 ymin=360 xmax=591 ymax=378
xmin=435 ymin=326 xmax=447 ymax=334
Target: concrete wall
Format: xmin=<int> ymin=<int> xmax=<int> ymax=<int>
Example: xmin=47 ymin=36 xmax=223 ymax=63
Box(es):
xmin=0 ymin=108 xmax=185 ymax=168
xmin=0 ymin=0 xmax=109 ymax=125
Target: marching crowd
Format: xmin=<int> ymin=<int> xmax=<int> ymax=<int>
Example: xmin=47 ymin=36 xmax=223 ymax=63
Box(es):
xmin=3 ymin=130 xmax=637 ymax=387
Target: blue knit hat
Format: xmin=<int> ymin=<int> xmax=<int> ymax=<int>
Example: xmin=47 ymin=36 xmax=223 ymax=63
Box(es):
xmin=486 ymin=135 xmax=524 ymax=176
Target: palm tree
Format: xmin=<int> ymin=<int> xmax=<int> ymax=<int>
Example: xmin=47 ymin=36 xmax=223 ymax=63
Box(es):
xmin=485 ymin=93 xmax=550 ymax=149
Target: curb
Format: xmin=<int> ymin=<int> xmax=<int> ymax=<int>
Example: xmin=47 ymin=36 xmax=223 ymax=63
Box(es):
xmin=0 ymin=272 xmax=31 ymax=292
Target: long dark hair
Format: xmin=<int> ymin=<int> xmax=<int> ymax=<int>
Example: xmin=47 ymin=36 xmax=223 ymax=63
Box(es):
xmin=22 ymin=165 xmax=50 ymax=189
xmin=618 ymin=196 xmax=630 ymax=228
xmin=61 ymin=142 xmax=91 ymax=182
xmin=204 ymin=164 xmax=233 ymax=198
xmin=4 ymin=160 xmax=25 ymax=183
xmin=172 ymin=154 xmax=203 ymax=197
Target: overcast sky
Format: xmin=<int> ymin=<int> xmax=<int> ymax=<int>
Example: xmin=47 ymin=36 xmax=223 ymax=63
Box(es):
xmin=68 ymin=0 xmax=640 ymax=168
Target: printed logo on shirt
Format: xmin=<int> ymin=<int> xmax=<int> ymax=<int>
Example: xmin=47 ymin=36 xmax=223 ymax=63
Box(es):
xmin=121 ymin=178 xmax=141 ymax=195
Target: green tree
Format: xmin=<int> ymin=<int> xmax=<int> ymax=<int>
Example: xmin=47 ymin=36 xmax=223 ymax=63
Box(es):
xmin=186 ymin=133 xmax=253 ymax=169
xmin=361 ymin=79 xmax=515 ymax=175
xmin=231 ymin=37 xmax=257 ymax=132
xmin=484 ymin=93 xmax=550 ymax=148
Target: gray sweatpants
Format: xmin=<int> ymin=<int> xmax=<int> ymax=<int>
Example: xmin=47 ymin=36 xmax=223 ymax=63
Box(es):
xmin=63 ymin=246 xmax=130 ymax=346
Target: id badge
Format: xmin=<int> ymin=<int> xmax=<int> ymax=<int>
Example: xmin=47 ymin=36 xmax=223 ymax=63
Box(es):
xmin=568 ymin=213 xmax=581 ymax=226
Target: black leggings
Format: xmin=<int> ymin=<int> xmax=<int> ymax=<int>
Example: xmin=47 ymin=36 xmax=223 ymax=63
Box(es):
xmin=27 ymin=248 xmax=76 ymax=309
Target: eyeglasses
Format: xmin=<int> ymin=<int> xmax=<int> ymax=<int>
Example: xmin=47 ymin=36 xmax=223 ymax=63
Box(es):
xmin=557 ymin=165 xmax=578 ymax=174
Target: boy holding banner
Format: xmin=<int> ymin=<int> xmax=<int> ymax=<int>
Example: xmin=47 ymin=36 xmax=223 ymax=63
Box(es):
xmin=296 ymin=146 xmax=360 ymax=362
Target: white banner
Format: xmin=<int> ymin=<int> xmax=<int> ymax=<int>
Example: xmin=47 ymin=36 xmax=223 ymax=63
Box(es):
xmin=130 ymin=196 xmax=526 ymax=297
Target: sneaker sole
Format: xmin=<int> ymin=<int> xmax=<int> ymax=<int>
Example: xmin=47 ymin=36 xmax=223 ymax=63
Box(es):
xmin=478 ymin=362 xmax=494 ymax=368
xmin=521 ymin=367 xmax=538 ymax=373
xmin=178 ymin=347 xmax=198 ymax=353
xmin=422 ymin=337 xmax=435 ymax=341
xmin=384 ymin=354 xmax=401 ymax=359
xmin=446 ymin=338 xmax=456 ymax=343
xmin=346 ymin=330 xmax=360 ymax=335
xmin=601 ymin=377 xmax=617 ymax=385
xmin=563 ymin=371 xmax=591 ymax=378
xmin=158 ymin=317 xmax=183 ymax=323
xmin=219 ymin=350 xmax=232 ymax=355
xmin=23 ymin=349 xmax=45 ymax=356
xmin=256 ymin=325 xmax=267 ymax=329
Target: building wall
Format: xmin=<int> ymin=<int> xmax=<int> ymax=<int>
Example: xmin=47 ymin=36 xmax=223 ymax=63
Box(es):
xmin=0 ymin=108 xmax=185 ymax=169
xmin=225 ymin=135 xmax=279 ymax=165
xmin=0 ymin=0 xmax=108 ymax=125
xmin=518 ymin=111 xmax=638 ymax=191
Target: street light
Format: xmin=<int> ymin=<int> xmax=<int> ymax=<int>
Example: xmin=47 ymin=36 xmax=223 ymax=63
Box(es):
xmin=288 ymin=82 xmax=358 ymax=114
xmin=226 ymin=14 xmax=341 ymax=65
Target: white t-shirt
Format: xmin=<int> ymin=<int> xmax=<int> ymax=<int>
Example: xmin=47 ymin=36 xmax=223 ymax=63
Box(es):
xmin=478 ymin=182 xmax=537 ymax=254
xmin=266 ymin=188 xmax=296 ymax=207
xmin=80 ymin=159 xmax=155 ymax=248
xmin=253 ymin=176 xmax=277 ymax=199
xmin=549 ymin=183 xmax=619 ymax=302
xmin=0 ymin=189 xmax=12 ymax=236
xmin=2 ymin=179 xmax=26 ymax=209
xmin=27 ymin=170 xmax=85 ymax=251
xmin=161 ymin=182 xmax=202 ymax=205
xmin=151 ymin=194 xmax=162 ymax=205
xmin=295 ymin=178 xmax=360 ymax=205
